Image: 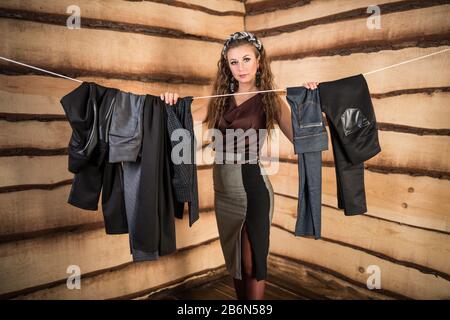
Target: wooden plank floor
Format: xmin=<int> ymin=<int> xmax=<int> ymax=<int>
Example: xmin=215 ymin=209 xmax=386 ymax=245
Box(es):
xmin=140 ymin=256 xmax=397 ymax=300
xmin=148 ymin=275 xmax=317 ymax=300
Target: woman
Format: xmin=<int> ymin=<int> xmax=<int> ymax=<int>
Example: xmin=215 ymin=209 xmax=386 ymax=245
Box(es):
xmin=161 ymin=31 xmax=318 ymax=300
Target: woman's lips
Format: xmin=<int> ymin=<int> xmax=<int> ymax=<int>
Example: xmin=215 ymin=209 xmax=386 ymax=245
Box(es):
xmin=239 ymin=74 xmax=248 ymax=78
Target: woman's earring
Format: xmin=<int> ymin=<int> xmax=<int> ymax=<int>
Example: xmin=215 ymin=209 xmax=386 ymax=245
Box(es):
xmin=256 ymin=70 xmax=261 ymax=87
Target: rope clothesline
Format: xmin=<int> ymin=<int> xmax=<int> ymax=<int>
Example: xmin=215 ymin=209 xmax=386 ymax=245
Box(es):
xmin=0 ymin=56 xmax=83 ymax=83
xmin=1 ymin=48 xmax=448 ymax=100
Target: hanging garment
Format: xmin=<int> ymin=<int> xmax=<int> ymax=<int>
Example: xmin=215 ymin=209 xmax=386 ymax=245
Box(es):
xmin=125 ymin=94 xmax=177 ymax=261
xmin=164 ymin=97 xmax=200 ymax=227
xmin=60 ymin=82 xmax=200 ymax=262
xmin=108 ymin=91 xmax=146 ymax=163
xmin=60 ymin=82 xmax=128 ymax=233
xmin=105 ymin=89 xmax=164 ymax=261
xmin=286 ymin=86 xmax=328 ymax=239
xmin=61 ymin=81 xmax=112 ymax=173
xmin=101 ymin=161 xmax=128 ymax=234
xmin=118 ymin=93 xmax=199 ymax=261
xmin=318 ymin=73 xmax=381 ymax=215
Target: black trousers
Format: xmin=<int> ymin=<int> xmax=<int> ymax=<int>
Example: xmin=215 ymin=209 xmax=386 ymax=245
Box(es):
xmin=318 ymin=74 xmax=381 ymax=215
xmin=130 ymin=94 xmax=177 ymax=260
xmin=96 ymin=94 xmax=178 ymax=260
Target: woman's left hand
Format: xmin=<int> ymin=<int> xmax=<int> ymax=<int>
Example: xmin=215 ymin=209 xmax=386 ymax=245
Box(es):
xmin=303 ymin=82 xmax=319 ymax=90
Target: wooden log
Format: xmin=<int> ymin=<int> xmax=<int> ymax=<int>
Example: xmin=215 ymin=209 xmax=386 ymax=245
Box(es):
xmin=0 ymin=210 xmax=219 ymax=296
xmin=0 ymin=185 xmax=101 ymax=240
xmin=0 ymin=155 xmax=69 ymax=188
xmin=244 ymin=0 xmax=433 ymax=18
xmin=0 ymin=103 xmax=209 ymax=152
xmin=2 ymin=118 xmax=448 ymax=173
xmin=269 ymin=161 xmax=450 ymax=233
xmin=246 ymin=0 xmax=401 ymax=29
xmin=371 ymin=91 xmax=450 ymax=130
xmin=0 ymin=75 xmax=212 ymax=115
xmin=147 ymin=0 xmax=245 ymax=14
xmin=2 ymin=76 xmax=448 ymax=132
xmin=269 ymin=226 xmax=450 ymax=299
xmin=0 ymin=120 xmax=71 ymax=150
xmin=171 ymin=0 xmax=245 ymax=13
xmin=273 ymin=194 xmax=450 ymax=277
xmin=267 ymin=254 xmax=395 ymax=299
xmin=14 ymin=239 xmax=224 ymax=299
xmin=0 ymin=167 xmax=214 ymax=238
xmin=0 ymin=0 xmax=244 ymax=41
xmin=272 ymin=125 xmax=450 ymax=175
xmin=270 ymin=46 xmax=450 ymax=94
xmin=0 ymin=19 xmax=222 ymax=82
xmin=253 ymin=4 xmax=449 ymax=59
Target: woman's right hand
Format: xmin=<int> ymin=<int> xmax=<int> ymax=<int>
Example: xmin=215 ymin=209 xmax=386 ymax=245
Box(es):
xmin=160 ymin=92 xmax=179 ymax=106
xmin=303 ymin=82 xmax=319 ymax=90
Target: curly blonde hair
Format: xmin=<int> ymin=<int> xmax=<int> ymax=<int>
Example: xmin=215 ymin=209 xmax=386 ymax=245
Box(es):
xmin=204 ymin=38 xmax=282 ymax=138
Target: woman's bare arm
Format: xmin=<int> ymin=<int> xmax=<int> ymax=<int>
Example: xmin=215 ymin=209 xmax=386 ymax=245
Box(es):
xmin=276 ymin=82 xmax=319 ymax=144
xmin=276 ymin=98 xmax=294 ymax=144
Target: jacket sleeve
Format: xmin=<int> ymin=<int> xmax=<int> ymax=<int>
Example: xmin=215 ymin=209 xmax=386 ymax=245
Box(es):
xmin=60 ymin=82 xmax=104 ymax=211
xmin=60 ymin=81 xmax=99 ymax=173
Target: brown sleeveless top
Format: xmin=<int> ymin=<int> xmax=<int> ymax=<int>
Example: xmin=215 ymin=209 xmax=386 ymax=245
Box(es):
xmin=214 ymin=93 xmax=267 ymax=163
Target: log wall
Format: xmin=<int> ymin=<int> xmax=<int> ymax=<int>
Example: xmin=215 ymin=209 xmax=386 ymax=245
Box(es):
xmin=246 ymin=0 xmax=450 ymax=299
xmin=0 ymin=0 xmax=448 ymax=299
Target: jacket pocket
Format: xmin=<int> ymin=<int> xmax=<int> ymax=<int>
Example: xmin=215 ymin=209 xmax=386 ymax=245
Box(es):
xmin=295 ymin=112 xmax=327 ymax=139
xmin=298 ymin=98 xmax=323 ymax=129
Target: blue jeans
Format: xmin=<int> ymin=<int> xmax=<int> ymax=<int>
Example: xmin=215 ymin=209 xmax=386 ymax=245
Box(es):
xmin=286 ymin=86 xmax=328 ymax=239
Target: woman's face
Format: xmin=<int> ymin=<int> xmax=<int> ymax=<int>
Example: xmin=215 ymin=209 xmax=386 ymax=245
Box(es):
xmin=226 ymin=44 xmax=260 ymax=87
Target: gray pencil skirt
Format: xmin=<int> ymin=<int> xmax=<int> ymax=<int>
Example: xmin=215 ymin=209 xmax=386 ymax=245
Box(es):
xmin=213 ymin=160 xmax=274 ymax=281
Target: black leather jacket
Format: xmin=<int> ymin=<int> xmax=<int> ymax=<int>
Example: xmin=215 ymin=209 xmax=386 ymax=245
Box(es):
xmin=60 ymin=82 xmax=118 ymax=173
xmin=61 ymin=82 xmax=121 ymax=213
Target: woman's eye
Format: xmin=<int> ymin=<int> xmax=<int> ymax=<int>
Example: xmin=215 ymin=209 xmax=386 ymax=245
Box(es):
xmin=244 ymin=58 xmax=250 ymax=62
